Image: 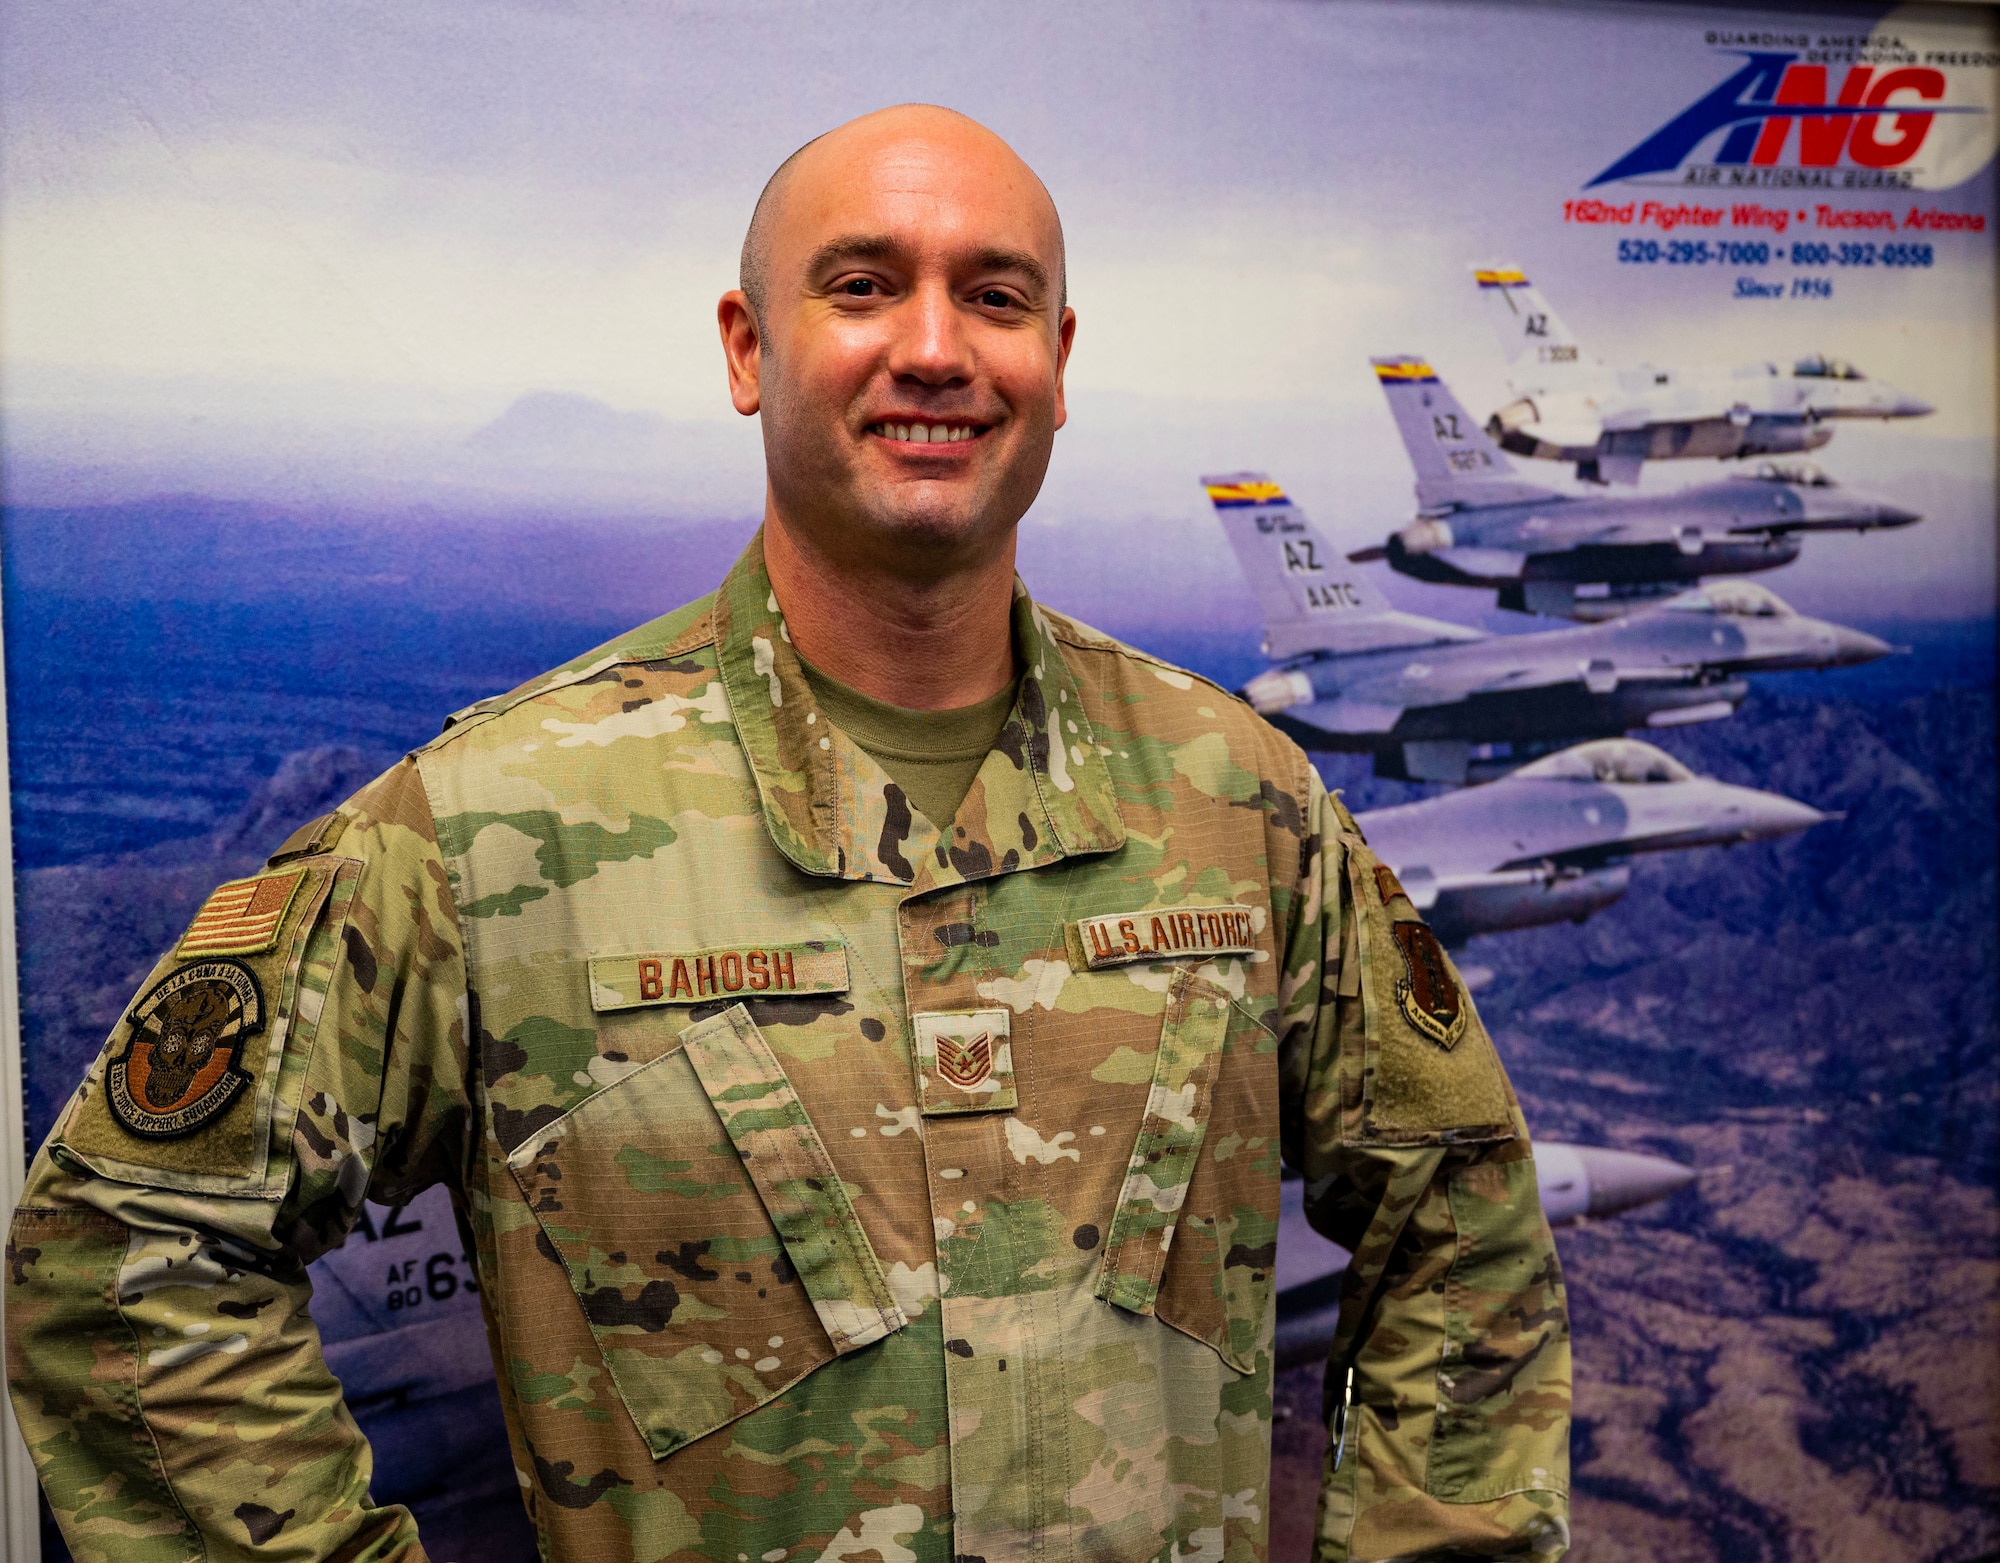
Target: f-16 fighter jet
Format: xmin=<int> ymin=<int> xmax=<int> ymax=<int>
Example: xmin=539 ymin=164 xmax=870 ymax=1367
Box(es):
xmin=1353 ymin=736 xmax=1829 ymax=943
xmin=1475 ymin=265 xmax=1934 ymax=485
xmin=1204 ymin=473 xmax=1889 ymax=781
xmin=1355 ymin=357 xmax=1922 ymax=618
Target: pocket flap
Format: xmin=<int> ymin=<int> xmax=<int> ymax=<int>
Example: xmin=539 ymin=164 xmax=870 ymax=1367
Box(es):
xmin=678 ymin=1005 xmax=907 ymax=1351
xmin=505 ymin=1004 xmax=905 ymax=1460
xmin=1095 ymin=967 xmax=1233 ymax=1316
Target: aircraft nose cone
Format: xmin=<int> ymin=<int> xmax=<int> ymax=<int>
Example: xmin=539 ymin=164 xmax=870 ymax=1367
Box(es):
xmin=1831 ymin=625 xmax=1892 ymax=666
xmin=1895 ymin=394 xmax=1935 ymax=419
xmin=1873 ymin=502 xmax=1923 ymax=528
xmin=1737 ymin=792 xmax=1831 ymax=840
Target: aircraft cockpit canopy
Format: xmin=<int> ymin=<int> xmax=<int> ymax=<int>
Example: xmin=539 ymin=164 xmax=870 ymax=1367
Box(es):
xmin=1515 ymin=740 xmax=1696 ymax=786
xmin=1794 ymin=353 xmax=1865 ymax=380
xmin=1661 ymin=580 xmax=1795 ymax=618
xmin=1753 ymin=459 xmax=1836 ymax=487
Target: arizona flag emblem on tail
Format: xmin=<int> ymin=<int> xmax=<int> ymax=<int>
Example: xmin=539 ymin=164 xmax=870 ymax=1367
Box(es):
xmin=1203 ymin=478 xmax=1291 ymax=509
xmin=175 ymin=870 xmax=306 ymax=959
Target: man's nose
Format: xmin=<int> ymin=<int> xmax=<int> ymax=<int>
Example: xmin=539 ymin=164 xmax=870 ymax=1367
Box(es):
xmin=888 ymin=279 xmax=974 ymax=385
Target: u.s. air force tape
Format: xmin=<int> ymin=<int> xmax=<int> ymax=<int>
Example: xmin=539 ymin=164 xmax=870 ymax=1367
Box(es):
xmin=1068 ymin=905 xmax=1259 ymax=971
xmin=588 ymin=942 xmax=849 ymax=1012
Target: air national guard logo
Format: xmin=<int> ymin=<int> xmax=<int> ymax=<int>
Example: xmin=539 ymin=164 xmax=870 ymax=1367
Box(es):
xmin=1389 ymin=921 xmax=1466 ymax=1051
xmin=106 ymin=959 xmax=265 ymax=1138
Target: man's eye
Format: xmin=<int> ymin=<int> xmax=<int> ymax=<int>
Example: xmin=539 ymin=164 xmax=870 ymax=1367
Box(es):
xmin=979 ymin=290 xmax=1016 ymax=309
xmin=841 ymin=278 xmax=878 ymax=297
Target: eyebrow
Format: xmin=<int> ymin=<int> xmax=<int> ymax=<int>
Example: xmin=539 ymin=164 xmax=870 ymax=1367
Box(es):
xmin=803 ymin=235 xmax=1051 ymax=299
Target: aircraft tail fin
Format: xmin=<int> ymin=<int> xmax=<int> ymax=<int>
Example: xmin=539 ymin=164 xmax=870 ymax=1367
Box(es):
xmin=1201 ymin=472 xmax=1478 ymax=660
xmin=1370 ymin=357 xmax=1536 ymax=511
xmin=1474 ymin=264 xmax=1592 ymax=390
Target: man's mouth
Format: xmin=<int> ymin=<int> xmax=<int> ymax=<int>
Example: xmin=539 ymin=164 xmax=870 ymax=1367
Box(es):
xmin=866 ymin=421 xmax=987 ymax=446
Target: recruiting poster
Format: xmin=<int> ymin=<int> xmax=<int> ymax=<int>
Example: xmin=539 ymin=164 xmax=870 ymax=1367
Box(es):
xmin=2 ymin=2 xmax=1994 ymax=1559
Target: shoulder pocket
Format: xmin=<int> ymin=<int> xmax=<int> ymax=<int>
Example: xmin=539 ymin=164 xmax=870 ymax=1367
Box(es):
xmin=54 ymin=860 xmax=359 ymax=1197
xmin=1098 ymin=966 xmax=1280 ymax=1376
xmin=506 ymin=1002 xmax=906 ymax=1460
xmin=1342 ymin=839 xmax=1513 ymax=1148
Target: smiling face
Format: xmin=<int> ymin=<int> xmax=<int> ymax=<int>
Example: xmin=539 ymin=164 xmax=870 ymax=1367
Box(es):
xmin=722 ymin=108 xmax=1075 ymax=580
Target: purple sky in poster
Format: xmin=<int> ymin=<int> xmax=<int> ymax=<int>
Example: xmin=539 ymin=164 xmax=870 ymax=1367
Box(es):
xmin=2 ymin=0 xmax=1993 ymax=635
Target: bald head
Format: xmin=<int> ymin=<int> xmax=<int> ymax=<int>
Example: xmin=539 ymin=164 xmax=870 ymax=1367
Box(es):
xmin=715 ymin=100 xmax=1077 ymax=619
xmin=740 ymin=105 xmax=1066 ymax=329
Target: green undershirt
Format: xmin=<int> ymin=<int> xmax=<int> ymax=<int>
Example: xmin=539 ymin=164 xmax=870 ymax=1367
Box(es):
xmin=798 ymin=657 xmax=1020 ymax=830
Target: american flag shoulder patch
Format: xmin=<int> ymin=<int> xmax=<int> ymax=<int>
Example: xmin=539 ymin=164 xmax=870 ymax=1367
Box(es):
xmin=175 ymin=870 xmax=308 ymax=959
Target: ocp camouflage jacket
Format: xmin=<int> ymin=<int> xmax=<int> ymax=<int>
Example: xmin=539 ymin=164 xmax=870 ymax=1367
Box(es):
xmin=8 ymin=538 xmax=1570 ymax=1563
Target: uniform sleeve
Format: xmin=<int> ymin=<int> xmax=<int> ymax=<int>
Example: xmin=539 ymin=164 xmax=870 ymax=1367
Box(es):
xmin=5 ymin=759 xmax=472 ymax=1563
xmin=1275 ymin=767 xmax=1570 ymax=1562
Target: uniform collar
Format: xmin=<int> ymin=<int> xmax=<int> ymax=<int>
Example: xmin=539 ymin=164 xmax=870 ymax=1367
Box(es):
xmin=714 ymin=533 xmax=1126 ymax=889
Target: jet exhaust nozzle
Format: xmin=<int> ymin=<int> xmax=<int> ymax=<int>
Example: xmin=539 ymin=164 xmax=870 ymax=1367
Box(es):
xmin=1398 ymin=518 xmax=1456 ymax=555
xmin=1242 ymin=668 xmax=1315 ymax=715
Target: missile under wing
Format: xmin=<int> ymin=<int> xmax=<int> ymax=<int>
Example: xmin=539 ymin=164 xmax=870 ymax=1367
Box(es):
xmin=1204 ymin=475 xmax=1889 ymax=781
xmin=1357 ymin=356 xmax=1921 ymax=618
xmin=1476 ymin=264 xmax=1933 ymax=485
xmin=1353 ymin=736 xmax=1831 ymax=942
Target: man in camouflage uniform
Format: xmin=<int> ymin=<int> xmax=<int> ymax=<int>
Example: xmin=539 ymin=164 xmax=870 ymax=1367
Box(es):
xmin=7 ymin=106 xmax=1569 ymax=1561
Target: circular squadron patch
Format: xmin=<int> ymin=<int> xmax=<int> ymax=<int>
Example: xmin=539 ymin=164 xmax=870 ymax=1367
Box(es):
xmin=107 ymin=959 xmax=264 ymax=1139
xmin=1389 ymin=921 xmax=1467 ymax=1051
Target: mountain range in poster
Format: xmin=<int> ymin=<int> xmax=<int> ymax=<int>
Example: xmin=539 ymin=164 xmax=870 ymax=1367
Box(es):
xmin=3 ymin=501 xmax=1991 ymax=1560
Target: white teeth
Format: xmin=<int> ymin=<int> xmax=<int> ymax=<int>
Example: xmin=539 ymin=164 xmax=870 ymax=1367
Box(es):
xmin=876 ymin=422 xmax=977 ymax=443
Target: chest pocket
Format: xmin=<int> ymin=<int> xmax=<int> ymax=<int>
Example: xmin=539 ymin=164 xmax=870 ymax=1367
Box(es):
xmin=1094 ymin=965 xmax=1280 ymax=1377
xmin=507 ymin=1004 xmax=907 ymax=1459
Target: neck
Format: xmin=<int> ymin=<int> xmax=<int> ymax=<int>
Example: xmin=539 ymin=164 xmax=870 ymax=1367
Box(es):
xmin=761 ymin=511 xmax=1019 ymax=711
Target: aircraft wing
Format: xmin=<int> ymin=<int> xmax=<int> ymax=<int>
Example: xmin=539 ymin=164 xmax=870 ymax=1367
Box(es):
xmin=1382 ymin=644 xmax=1584 ymax=702
xmin=1387 ymin=645 xmax=1697 ymax=704
xmin=1429 ymin=545 xmax=1531 ymax=579
xmin=1445 ymin=507 xmax=1634 ymax=555
xmin=1527 ymin=414 xmax=1611 ymax=450
xmin=1285 ymin=695 xmax=1406 ymax=734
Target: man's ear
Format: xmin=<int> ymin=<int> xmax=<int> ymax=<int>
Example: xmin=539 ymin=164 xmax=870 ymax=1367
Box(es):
xmin=1052 ymin=305 xmax=1076 ymax=432
xmin=718 ymin=290 xmax=763 ymax=416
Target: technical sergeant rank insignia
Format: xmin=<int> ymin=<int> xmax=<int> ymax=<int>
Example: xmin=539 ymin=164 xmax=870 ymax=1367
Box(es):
xmin=1389 ymin=921 xmax=1467 ymax=1051
xmin=912 ymin=1009 xmax=1016 ymax=1115
xmin=106 ymin=959 xmax=265 ymax=1139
